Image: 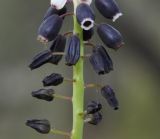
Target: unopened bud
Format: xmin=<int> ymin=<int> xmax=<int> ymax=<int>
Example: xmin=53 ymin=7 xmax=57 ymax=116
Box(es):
xmin=43 ymin=73 xmax=64 ymax=86
xmin=86 ymin=101 xmax=102 ymax=114
xmin=29 ymin=50 xmax=52 ymax=70
xmin=32 ymin=89 xmax=54 ymax=102
xmin=26 ymin=119 xmax=51 ymax=134
xmin=101 ymin=85 xmax=119 ymax=110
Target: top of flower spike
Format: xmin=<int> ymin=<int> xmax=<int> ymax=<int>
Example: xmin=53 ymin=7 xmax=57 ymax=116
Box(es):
xmin=50 ymin=0 xmax=67 ymax=10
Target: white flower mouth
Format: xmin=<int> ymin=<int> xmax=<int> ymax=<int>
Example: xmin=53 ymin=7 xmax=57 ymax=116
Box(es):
xmin=112 ymin=13 xmax=123 ymax=22
xmin=81 ymin=18 xmax=94 ymax=30
xmin=50 ymin=0 xmax=67 ymax=10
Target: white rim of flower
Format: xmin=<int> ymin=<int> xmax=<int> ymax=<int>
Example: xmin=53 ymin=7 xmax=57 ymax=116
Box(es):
xmin=81 ymin=18 xmax=94 ymax=30
xmin=112 ymin=13 xmax=123 ymax=22
xmin=50 ymin=0 xmax=67 ymax=10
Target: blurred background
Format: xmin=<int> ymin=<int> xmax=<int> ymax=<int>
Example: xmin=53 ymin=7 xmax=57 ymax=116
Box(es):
xmin=0 ymin=0 xmax=160 ymax=139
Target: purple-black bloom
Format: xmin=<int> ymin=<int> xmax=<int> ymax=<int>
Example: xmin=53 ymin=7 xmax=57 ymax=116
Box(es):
xmin=26 ymin=119 xmax=51 ymax=134
xmin=97 ymin=23 xmax=124 ymax=50
xmin=95 ymin=0 xmax=122 ymax=22
xmin=49 ymin=34 xmax=66 ymax=65
xmin=65 ymin=35 xmax=80 ymax=66
xmin=86 ymin=101 xmax=102 ymax=114
xmin=101 ymin=85 xmax=119 ymax=110
xmin=88 ymin=112 xmax=102 ymax=125
xmin=89 ymin=45 xmax=113 ymax=75
xmin=76 ymin=3 xmax=95 ymax=30
xmin=43 ymin=6 xmax=67 ymax=21
xmin=37 ymin=15 xmax=63 ymax=43
xmin=83 ymin=28 xmax=94 ymax=41
xmin=29 ymin=50 xmax=52 ymax=70
xmin=32 ymin=89 xmax=54 ymax=102
xmin=42 ymin=73 xmax=64 ymax=86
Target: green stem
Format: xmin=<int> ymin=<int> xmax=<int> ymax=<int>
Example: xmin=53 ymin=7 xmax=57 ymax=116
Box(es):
xmin=71 ymin=1 xmax=84 ymax=139
xmin=50 ymin=129 xmax=71 ymax=137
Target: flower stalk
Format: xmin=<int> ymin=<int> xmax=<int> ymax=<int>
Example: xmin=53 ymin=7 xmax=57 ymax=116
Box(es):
xmin=71 ymin=1 xmax=84 ymax=139
xmin=27 ymin=0 xmax=124 ymax=138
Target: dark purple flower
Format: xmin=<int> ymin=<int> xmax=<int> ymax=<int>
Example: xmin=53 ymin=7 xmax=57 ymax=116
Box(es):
xmin=87 ymin=101 xmax=102 ymax=114
xmin=95 ymin=0 xmax=122 ymax=22
xmin=83 ymin=28 xmax=94 ymax=41
xmin=89 ymin=45 xmax=113 ymax=75
xmin=101 ymin=85 xmax=119 ymax=110
xmin=29 ymin=50 xmax=52 ymax=70
xmin=32 ymin=89 xmax=54 ymax=102
xmin=88 ymin=112 xmax=102 ymax=125
xmin=43 ymin=6 xmax=67 ymax=21
xmin=65 ymin=35 xmax=80 ymax=66
xmin=42 ymin=73 xmax=64 ymax=86
xmin=97 ymin=23 xmax=124 ymax=50
xmin=37 ymin=15 xmax=63 ymax=43
xmin=76 ymin=3 xmax=95 ymax=30
xmin=49 ymin=34 xmax=66 ymax=65
xmin=26 ymin=119 xmax=51 ymax=134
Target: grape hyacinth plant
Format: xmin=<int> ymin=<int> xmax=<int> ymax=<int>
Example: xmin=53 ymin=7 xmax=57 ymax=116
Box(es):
xmin=26 ymin=0 xmax=124 ymax=139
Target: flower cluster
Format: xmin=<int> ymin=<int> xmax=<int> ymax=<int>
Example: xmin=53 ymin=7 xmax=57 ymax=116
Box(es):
xmin=26 ymin=0 xmax=124 ymax=138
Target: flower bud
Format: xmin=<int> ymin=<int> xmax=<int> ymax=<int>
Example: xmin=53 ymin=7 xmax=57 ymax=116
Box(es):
xmin=76 ymin=3 xmax=95 ymax=30
xmin=83 ymin=28 xmax=94 ymax=41
xmin=89 ymin=45 xmax=113 ymax=75
xmin=38 ymin=15 xmax=63 ymax=43
xmin=65 ymin=35 xmax=80 ymax=66
xmin=87 ymin=101 xmax=102 ymax=114
xmin=43 ymin=6 xmax=67 ymax=21
xmin=29 ymin=50 xmax=52 ymax=70
xmin=79 ymin=0 xmax=92 ymax=5
xmin=87 ymin=112 xmax=102 ymax=125
xmin=32 ymin=89 xmax=54 ymax=102
xmin=95 ymin=0 xmax=122 ymax=22
xmin=49 ymin=34 xmax=66 ymax=65
xmin=50 ymin=0 xmax=67 ymax=10
xmin=26 ymin=119 xmax=51 ymax=134
xmin=42 ymin=73 xmax=64 ymax=86
xmin=97 ymin=24 xmax=124 ymax=50
xmin=101 ymin=85 xmax=119 ymax=110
